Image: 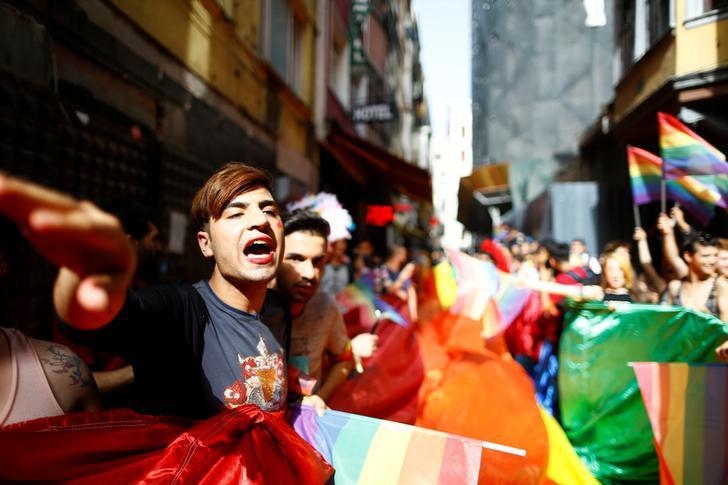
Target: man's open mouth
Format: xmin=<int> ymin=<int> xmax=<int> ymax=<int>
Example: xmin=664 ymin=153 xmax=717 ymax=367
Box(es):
xmin=244 ymin=239 xmax=273 ymax=256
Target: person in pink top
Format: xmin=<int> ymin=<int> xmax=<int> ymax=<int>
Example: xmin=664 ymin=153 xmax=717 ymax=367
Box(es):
xmin=0 ymin=326 xmax=100 ymax=426
xmin=0 ymin=175 xmax=104 ymax=426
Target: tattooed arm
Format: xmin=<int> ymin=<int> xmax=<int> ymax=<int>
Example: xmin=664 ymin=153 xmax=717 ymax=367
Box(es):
xmin=32 ymin=339 xmax=102 ymax=413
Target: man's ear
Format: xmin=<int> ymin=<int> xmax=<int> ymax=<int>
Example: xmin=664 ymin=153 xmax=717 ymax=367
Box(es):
xmin=197 ymin=230 xmax=213 ymax=258
xmin=683 ymin=251 xmax=692 ymax=265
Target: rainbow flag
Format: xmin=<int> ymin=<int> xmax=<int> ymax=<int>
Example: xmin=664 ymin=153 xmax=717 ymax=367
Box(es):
xmin=658 ymin=112 xmax=728 ymax=218
xmin=628 ymin=145 xmax=663 ymax=205
xmin=627 ymin=145 xmax=720 ymax=225
xmin=291 ymin=406 xmax=485 ymax=484
xmin=439 ymin=249 xmax=530 ymax=338
xmin=667 ymin=176 xmax=722 ymax=225
xmin=658 ymin=112 xmax=728 ymax=178
xmin=337 ymin=281 xmax=408 ymax=328
xmin=631 ymin=362 xmax=728 ymax=485
xmin=482 ymin=279 xmax=531 ymax=339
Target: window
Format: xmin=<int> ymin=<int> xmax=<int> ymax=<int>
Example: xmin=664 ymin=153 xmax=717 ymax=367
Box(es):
xmin=686 ymin=0 xmax=728 ymax=19
xmin=617 ymin=0 xmax=673 ymax=73
xmin=260 ymin=0 xmax=303 ymax=92
xmin=330 ymin=32 xmax=350 ymax=108
xmin=291 ymin=16 xmax=304 ymax=95
xmin=649 ymin=0 xmax=672 ymax=42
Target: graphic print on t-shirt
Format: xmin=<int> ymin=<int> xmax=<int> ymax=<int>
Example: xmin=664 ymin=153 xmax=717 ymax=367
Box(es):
xmin=223 ymin=337 xmax=285 ymax=410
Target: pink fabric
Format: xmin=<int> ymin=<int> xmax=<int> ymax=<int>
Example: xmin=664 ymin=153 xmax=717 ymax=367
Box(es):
xmin=0 ymin=328 xmax=63 ymax=426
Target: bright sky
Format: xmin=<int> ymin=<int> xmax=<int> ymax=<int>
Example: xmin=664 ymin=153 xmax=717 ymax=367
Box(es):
xmin=412 ymin=0 xmax=471 ymax=141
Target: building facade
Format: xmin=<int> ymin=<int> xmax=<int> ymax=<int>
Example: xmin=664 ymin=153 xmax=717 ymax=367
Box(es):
xmin=0 ymin=0 xmax=433 ymax=331
xmin=470 ymin=0 xmax=615 ymax=245
xmin=315 ymin=0 xmax=432 ymax=252
xmin=581 ymin=0 xmax=728 ymax=237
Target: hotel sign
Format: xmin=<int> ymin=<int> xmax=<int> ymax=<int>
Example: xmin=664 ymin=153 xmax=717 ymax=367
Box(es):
xmin=352 ymin=102 xmax=397 ymax=123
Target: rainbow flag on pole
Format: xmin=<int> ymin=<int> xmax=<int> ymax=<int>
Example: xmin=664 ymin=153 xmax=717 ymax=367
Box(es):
xmin=628 ymin=145 xmax=663 ymax=205
xmin=627 ymin=145 xmax=720 ymax=225
xmin=658 ymin=111 xmax=728 ymax=216
xmin=658 ymin=111 xmax=728 ymax=178
xmin=291 ymin=406 xmax=488 ymax=484
xmin=631 ymin=362 xmax=728 ymax=485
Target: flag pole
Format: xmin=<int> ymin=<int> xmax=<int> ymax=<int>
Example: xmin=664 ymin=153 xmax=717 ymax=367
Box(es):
xmin=632 ymin=203 xmax=642 ymax=228
xmin=660 ymin=179 xmax=666 ymax=214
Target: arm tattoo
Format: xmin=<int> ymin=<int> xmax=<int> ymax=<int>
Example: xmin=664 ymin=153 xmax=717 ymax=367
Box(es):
xmin=40 ymin=345 xmax=95 ymax=388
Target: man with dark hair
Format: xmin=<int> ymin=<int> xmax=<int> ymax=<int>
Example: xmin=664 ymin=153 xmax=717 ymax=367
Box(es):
xmin=268 ymin=210 xmax=355 ymax=413
xmin=1 ymin=162 xmax=288 ymax=418
xmin=662 ymin=232 xmax=728 ymax=322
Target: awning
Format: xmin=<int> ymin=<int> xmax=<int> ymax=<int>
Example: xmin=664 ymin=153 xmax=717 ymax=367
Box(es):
xmin=467 ymin=162 xmax=510 ymax=195
xmin=321 ymin=127 xmax=432 ymax=203
xmin=457 ymin=162 xmax=511 ymax=233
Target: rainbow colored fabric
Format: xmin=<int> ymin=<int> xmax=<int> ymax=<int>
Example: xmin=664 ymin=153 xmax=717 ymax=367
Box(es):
xmin=290 ymin=406 xmax=483 ymax=484
xmin=658 ymin=111 xmax=728 ymax=178
xmin=560 ymin=301 xmax=728 ymax=482
xmin=336 ymin=281 xmax=408 ymax=328
xmin=438 ymin=249 xmax=530 ymax=338
xmin=667 ymin=175 xmax=723 ymax=225
xmin=658 ymin=111 xmax=728 ymax=221
xmin=632 ymin=362 xmax=728 ymax=485
xmin=628 ymin=145 xmax=663 ymax=205
xmin=627 ymin=145 xmax=721 ymax=225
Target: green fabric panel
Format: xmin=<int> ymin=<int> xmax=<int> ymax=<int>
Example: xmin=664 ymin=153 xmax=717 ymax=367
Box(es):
xmin=559 ymin=301 xmax=728 ymax=484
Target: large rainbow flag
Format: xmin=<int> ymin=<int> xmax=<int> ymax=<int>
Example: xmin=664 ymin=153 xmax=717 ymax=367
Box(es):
xmin=632 ymin=362 xmax=727 ymax=485
xmin=290 ymin=405 xmax=486 ymax=484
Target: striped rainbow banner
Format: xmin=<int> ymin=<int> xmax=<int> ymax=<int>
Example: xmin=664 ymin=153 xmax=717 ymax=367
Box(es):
xmin=627 ymin=145 xmax=663 ymax=205
xmin=631 ymin=362 xmax=727 ymax=485
xmin=290 ymin=406 xmax=485 ymax=484
xmin=658 ymin=111 xmax=728 ymax=178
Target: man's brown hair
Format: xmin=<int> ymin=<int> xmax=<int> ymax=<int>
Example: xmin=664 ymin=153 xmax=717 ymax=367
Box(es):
xmin=191 ymin=162 xmax=274 ymax=230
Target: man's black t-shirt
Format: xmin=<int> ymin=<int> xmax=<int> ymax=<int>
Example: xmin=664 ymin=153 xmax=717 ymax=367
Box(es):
xmin=60 ymin=282 xmax=289 ymax=418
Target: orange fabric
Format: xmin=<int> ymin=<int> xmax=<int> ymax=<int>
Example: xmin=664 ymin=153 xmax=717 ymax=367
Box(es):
xmin=415 ymin=309 xmax=549 ymax=484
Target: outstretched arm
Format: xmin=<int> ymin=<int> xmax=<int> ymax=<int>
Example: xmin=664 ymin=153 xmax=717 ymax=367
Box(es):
xmin=633 ymin=227 xmax=666 ymax=294
xmin=0 ymin=173 xmax=135 ymax=329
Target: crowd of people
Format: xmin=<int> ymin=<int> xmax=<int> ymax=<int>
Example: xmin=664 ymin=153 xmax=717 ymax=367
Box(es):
xmin=0 ymin=163 xmax=726 ymax=480
xmin=471 ymin=211 xmax=728 ymax=360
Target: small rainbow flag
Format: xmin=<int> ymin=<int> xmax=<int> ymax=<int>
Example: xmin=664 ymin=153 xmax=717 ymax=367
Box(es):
xmin=337 ymin=281 xmax=408 ymax=328
xmin=628 ymin=145 xmax=663 ymax=205
xmin=290 ymin=406 xmax=485 ymax=484
xmin=658 ymin=112 xmax=728 ymax=179
xmin=631 ymin=362 xmax=728 ymax=485
xmin=481 ymin=279 xmax=531 ymax=339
